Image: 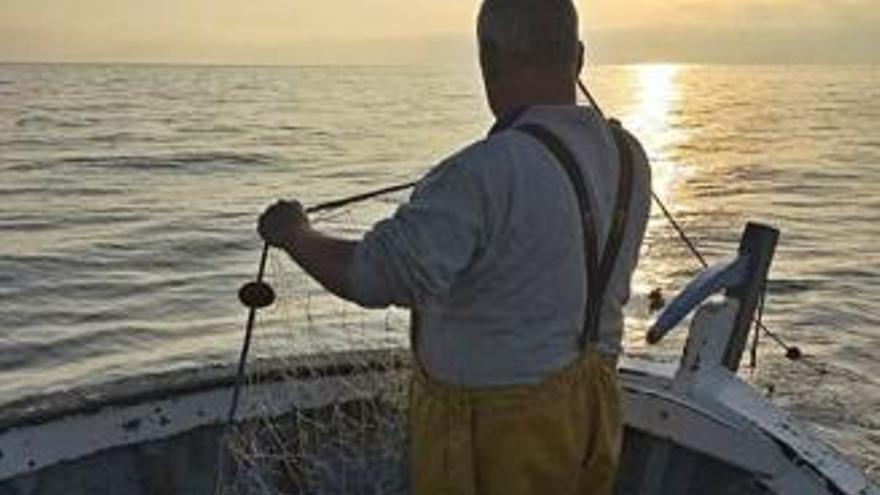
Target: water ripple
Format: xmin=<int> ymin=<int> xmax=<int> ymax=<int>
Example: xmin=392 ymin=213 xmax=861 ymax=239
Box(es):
xmin=35 ymin=151 xmax=281 ymax=172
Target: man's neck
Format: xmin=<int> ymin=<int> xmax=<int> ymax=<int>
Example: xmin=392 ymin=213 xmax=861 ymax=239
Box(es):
xmin=490 ymin=74 xmax=577 ymax=118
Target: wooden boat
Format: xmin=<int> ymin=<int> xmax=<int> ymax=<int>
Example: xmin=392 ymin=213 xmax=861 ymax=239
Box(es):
xmin=1 ymin=223 xmax=877 ymax=495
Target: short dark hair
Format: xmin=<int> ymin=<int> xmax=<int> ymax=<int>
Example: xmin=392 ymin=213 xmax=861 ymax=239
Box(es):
xmin=478 ymin=0 xmax=579 ymax=77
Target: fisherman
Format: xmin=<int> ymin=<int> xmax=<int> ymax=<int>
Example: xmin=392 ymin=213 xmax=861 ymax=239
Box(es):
xmin=257 ymin=0 xmax=651 ymax=493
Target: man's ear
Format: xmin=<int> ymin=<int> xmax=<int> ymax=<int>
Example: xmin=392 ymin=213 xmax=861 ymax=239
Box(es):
xmin=577 ymin=41 xmax=585 ymax=75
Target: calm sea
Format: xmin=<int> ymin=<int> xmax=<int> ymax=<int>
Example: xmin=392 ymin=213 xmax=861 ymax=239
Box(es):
xmin=0 ymin=63 xmax=878 ymax=477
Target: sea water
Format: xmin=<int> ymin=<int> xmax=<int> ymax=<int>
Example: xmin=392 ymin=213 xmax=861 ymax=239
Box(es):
xmin=0 ymin=63 xmax=878 ymax=479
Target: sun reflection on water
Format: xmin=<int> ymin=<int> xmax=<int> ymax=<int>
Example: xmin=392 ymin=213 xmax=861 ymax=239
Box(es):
xmin=623 ymin=64 xmax=685 ymax=201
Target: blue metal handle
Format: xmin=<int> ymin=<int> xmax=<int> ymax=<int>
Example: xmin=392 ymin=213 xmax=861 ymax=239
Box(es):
xmin=647 ymin=255 xmax=750 ymax=344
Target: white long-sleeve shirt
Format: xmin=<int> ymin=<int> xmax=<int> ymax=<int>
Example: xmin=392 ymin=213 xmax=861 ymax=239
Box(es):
xmin=348 ymin=105 xmax=651 ymax=387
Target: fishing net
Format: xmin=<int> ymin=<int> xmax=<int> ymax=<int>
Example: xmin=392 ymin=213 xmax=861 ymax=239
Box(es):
xmin=207 ymin=181 xmax=862 ymax=494
xmin=218 ymin=191 xmax=413 ymax=495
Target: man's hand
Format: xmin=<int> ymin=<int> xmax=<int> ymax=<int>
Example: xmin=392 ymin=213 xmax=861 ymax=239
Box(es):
xmin=257 ymin=199 xmax=356 ymax=301
xmin=258 ymin=200 xmax=310 ymax=248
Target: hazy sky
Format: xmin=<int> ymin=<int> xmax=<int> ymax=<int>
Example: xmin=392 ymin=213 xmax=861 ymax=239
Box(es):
xmin=2 ymin=0 xmax=878 ymax=64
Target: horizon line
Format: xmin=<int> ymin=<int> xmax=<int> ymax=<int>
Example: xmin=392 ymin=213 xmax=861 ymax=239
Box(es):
xmin=2 ymin=60 xmax=878 ymax=68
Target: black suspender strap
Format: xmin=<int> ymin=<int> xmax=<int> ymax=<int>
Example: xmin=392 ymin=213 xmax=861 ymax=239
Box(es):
xmin=516 ymin=124 xmax=600 ymax=347
xmin=600 ymin=120 xmax=636 ymax=304
xmin=516 ymin=122 xmax=635 ymax=348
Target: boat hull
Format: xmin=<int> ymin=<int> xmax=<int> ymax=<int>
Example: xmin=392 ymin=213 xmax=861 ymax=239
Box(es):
xmin=0 ymin=348 xmax=876 ymax=495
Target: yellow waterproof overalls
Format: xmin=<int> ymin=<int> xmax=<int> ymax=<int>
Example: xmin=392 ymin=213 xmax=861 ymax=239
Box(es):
xmin=408 ymin=122 xmax=636 ymax=495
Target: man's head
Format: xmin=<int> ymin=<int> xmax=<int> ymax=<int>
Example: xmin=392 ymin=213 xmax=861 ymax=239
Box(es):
xmin=477 ymin=0 xmax=584 ymax=117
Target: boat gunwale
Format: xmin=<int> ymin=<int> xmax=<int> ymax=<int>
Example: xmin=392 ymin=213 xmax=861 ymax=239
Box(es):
xmin=0 ymin=347 xmax=409 ymax=435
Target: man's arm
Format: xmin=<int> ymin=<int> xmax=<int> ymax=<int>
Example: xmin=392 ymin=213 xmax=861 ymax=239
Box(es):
xmin=284 ymin=229 xmax=357 ymax=301
xmin=257 ymin=200 xmax=357 ymax=301
xmin=258 ymin=149 xmax=490 ymax=310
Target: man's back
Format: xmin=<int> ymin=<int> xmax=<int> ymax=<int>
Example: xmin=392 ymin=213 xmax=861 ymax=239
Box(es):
xmin=348 ymin=105 xmax=651 ymax=387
